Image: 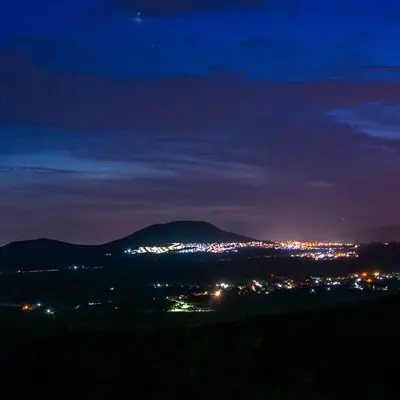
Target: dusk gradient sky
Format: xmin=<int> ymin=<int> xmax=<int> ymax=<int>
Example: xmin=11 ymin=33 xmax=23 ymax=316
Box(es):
xmin=2 ymin=0 xmax=400 ymax=244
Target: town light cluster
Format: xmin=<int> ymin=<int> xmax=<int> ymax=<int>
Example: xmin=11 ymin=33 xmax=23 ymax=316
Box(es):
xmin=124 ymin=240 xmax=357 ymax=259
xmin=124 ymin=241 xmax=266 ymax=254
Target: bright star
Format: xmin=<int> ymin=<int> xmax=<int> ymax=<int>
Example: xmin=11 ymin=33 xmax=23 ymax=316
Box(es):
xmin=133 ymin=12 xmax=143 ymax=23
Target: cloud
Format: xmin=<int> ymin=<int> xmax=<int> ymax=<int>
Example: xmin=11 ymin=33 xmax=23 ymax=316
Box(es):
xmin=2 ymin=49 xmax=400 ymax=243
xmin=3 ymin=52 xmax=400 ymax=135
xmin=158 ymin=155 xmax=270 ymax=185
xmin=111 ymin=0 xmax=263 ymax=16
xmin=0 ymin=151 xmax=174 ymax=186
xmin=0 ymin=128 xmax=270 ymax=188
xmin=0 ymin=165 xmax=76 ymax=175
xmin=329 ymin=103 xmax=400 ymax=140
xmin=3 ymin=53 xmax=400 ymax=191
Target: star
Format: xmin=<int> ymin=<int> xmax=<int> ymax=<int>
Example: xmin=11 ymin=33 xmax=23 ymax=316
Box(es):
xmin=133 ymin=11 xmax=143 ymax=23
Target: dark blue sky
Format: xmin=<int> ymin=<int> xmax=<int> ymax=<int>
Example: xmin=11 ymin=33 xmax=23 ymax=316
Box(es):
xmin=1 ymin=0 xmax=400 ymax=244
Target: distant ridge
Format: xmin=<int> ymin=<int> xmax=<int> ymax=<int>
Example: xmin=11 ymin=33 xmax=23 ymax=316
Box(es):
xmin=102 ymin=221 xmax=255 ymax=251
xmin=0 ymin=221 xmax=256 ymax=269
xmin=0 ymin=237 xmax=98 ymax=269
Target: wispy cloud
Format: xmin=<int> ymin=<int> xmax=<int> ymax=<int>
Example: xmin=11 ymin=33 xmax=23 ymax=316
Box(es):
xmin=0 ymin=151 xmax=173 ymax=184
xmin=159 ymin=155 xmax=270 ymax=185
xmin=328 ymin=103 xmax=400 ymax=140
xmin=0 ymin=165 xmax=76 ymax=174
xmin=0 ymin=141 xmax=269 ymax=187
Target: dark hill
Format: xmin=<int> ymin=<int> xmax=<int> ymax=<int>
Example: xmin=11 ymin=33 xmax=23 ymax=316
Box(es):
xmin=102 ymin=220 xmax=255 ymax=251
xmin=0 ymin=238 xmax=99 ymax=269
xmin=3 ymin=238 xmax=82 ymax=252
xmin=0 ymin=221 xmax=256 ymax=269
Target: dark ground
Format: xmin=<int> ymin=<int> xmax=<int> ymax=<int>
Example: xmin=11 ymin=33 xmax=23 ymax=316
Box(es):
xmin=2 ymin=293 xmax=400 ymax=399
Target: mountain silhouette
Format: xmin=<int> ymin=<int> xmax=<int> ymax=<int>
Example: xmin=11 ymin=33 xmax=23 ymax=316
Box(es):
xmin=0 ymin=221 xmax=256 ymax=269
xmin=102 ymin=220 xmax=255 ymax=251
xmin=0 ymin=238 xmax=98 ymax=269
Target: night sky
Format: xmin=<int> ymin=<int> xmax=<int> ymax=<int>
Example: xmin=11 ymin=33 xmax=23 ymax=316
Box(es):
xmin=2 ymin=0 xmax=400 ymax=245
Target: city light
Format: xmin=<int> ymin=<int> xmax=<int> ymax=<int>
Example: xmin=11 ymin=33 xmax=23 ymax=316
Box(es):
xmin=123 ymin=240 xmax=357 ymax=260
xmin=21 ymin=304 xmax=35 ymax=311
